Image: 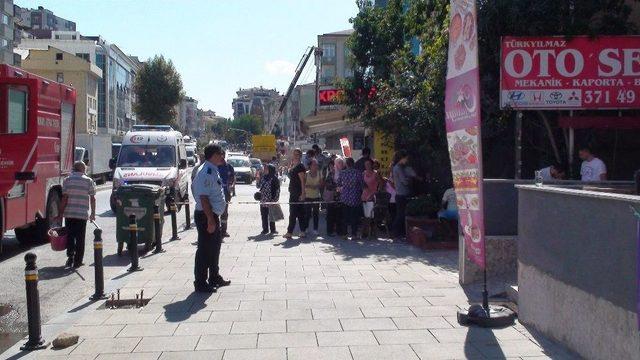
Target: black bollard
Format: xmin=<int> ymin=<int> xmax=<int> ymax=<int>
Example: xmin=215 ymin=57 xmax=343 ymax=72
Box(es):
xmin=20 ymin=253 xmax=48 ymax=351
xmin=90 ymin=227 xmax=107 ymax=300
xmin=153 ymin=205 xmax=165 ymax=253
xmin=127 ymin=214 xmax=143 ymax=272
xmin=184 ymin=200 xmax=191 ymax=230
xmin=170 ymin=203 xmax=180 ymax=240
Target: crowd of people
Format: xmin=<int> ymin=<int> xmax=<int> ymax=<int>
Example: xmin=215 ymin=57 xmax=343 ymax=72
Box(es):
xmin=253 ymin=146 xmax=423 ymax=241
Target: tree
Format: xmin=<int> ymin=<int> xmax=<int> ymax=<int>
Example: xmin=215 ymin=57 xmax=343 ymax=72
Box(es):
xmin=229 ymin=115 xmax=263 ymax=135
xmin=341 ymin=0 xmax=637 ymax=182
xmin=134 ymin=55 xmax=184 ymax=125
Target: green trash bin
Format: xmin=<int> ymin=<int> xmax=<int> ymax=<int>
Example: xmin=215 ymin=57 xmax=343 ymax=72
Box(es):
xmin=115 ymin=184 xmax=165 ymax=254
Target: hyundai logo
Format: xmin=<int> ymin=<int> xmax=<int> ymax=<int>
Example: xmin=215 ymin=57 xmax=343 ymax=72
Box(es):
xmin=549 ymin=92 xmax=563 ymax=100
xmin=508 ymin=91 xmax=525 ymax=101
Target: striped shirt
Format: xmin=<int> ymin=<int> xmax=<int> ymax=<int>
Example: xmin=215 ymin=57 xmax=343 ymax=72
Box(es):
xmin=62 ymin=172 xmax=96 ymax=220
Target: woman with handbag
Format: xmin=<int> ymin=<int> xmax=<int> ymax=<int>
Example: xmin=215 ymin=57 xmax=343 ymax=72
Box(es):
xmin=304 ymin=159 xmax=322 ymax=236
xmin=257 ymin=164 xmax=281 ymax=234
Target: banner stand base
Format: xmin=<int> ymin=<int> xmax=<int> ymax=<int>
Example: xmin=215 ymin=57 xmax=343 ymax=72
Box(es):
xmin=457 ymin=304 xmax=516 ymax=328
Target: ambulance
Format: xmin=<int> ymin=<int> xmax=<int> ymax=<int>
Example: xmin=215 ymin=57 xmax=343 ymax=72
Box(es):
xmin=110 ymin=125 xmax=189 ymax=212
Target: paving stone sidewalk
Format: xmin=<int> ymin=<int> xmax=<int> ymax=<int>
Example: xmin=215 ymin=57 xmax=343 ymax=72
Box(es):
xmin=1 ymin=187 xmax=580 ymax=360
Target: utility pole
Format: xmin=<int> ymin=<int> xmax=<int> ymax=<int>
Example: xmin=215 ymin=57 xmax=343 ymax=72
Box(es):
xmin=314 ymin=47 xmax=324 ymax=116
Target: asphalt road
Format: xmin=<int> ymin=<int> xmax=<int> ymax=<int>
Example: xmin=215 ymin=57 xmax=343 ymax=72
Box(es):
xmin=0 ymin=175 xmax=231 ymax=353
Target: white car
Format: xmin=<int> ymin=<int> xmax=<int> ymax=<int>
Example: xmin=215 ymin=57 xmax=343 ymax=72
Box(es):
xmin=227 ymin=156 xmax=254 ymax=184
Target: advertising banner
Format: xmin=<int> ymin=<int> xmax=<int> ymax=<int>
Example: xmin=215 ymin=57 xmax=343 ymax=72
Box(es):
xmin=374 ymin=131 xmax=394 ymax=177
xmin=445 ymin=0 xmax=485 ymax=268
xmin=501 ymin=36 xmax=640 ymax=109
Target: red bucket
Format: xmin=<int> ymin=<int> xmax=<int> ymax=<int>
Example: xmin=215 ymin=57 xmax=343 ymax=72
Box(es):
xmin=48 ymin=227 xmax=68 ymax=251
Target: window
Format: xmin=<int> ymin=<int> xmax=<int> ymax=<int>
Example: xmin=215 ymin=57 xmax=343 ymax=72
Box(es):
xmin=5 ymin=89 xmax=28 ymax=134
xmin=321 ymin=43 xmax=336 ymax=64
xmin=75 ymin=53 xmax=90 ymax=62
xmin=56 ymin=53 xmax=63 ymax=61
xmin=321 ymin=66 xmax=336 ymax=84
xmin=0 ymin=39 xmax=8 ymax=49
xmin=71 ymin=35 xmax=76 ymax=40
xmin=1 ymin=14 xmax=9 ymax=25
xmin=56 ymin=73 xmax=64 ymax=83
xmin=54 ymin=34 xmax=59 ymax=39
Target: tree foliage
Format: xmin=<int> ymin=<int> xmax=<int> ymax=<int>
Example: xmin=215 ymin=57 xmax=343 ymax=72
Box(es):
xmin=134 ymin=55 xmax=184 ymax=125
xmin=341 ymin=0 xmax=637 ymax=181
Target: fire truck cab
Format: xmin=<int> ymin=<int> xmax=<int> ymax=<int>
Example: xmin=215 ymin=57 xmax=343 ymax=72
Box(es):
xmin=0 ymin=64 xmax=76 ymax=252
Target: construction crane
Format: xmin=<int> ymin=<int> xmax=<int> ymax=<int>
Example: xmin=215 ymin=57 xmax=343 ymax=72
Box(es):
xmin=265 ymin=46 xmax=316 ymax=137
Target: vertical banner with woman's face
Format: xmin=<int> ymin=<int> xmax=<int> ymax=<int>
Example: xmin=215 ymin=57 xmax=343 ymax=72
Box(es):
xmin=444 ymin=0 xmax=485 ymax=268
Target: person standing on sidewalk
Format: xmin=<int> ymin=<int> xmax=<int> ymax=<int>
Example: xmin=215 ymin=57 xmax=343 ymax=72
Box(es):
xmin=354 ymin=147 xmax=372 ymax=172
xmin=338 ymin=157 xmax=363 ymax=240
xmin=217 ymin=153 xmax=233 ymax=238
xmin=324 ymin=157 xmax=344 ymax=237
xmin=192 ymin=144 xmax=231 ymax=293
xmin=392 ymin=150 xmax=418 ymax=240
xmin=361 ymin=158 xmax=380 ymax=239
xmin=304 ymin=159 xmax=322 ymax=236
xmin=57 ymin=161 xmax=96 ymax=268
xmin=284 ymin=149 xmax=308 ymax=239
xmin=257 ymin=164 xmax=280 ymax=234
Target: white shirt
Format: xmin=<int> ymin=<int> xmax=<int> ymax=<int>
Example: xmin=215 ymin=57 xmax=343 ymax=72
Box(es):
xmin=538 ymin=167 xmax=553 ymax=181
xmin=580 ymin=157 xmax=606 ymax=182
xmin=442 ymin=188 xmax=457 ymax=211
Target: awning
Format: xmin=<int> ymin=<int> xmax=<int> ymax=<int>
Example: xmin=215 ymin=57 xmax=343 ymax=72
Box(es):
xmin=558 ymin=116 xmax=640 ymax=129
xmin=303 ymin=108 xmax=356 ymax=134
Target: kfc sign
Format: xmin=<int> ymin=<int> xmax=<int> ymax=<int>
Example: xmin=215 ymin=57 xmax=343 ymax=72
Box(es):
xmin=319 ymin=88 xmax=343 ymax=106
xmin=501 ymin=36 xmax=640 ymax=109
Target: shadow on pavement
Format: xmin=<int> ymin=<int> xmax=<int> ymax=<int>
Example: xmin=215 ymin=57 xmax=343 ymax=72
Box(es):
xmin=102 ymin=253 xmax=131 ymax=267
xmin=163 ymin=292 xmax=213 ymax=323
xmin=247 ymin=233 xmax=273 ymax=242
xmin=38 ymin=266 xmax=74 ymax=280
xmin=97 ymin=209 xmax=114 ymax=218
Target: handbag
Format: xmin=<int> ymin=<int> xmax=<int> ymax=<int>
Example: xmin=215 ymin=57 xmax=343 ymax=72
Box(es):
xmin=268 ymin=204 xmax=285 ymax=222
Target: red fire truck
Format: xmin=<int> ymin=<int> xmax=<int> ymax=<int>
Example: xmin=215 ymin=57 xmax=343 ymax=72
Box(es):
xmin=0 ymin=64 xmax=76 ymax=252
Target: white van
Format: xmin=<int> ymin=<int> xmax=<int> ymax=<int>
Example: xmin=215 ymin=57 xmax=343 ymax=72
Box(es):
xmin=109 ymin=125 xmax=189 ymax=212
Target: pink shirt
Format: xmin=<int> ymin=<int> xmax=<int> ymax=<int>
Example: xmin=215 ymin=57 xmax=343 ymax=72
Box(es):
xmin=362 ymin=170 xmax=378 ymax=202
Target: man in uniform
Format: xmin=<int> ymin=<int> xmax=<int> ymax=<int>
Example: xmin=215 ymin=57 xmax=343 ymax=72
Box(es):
xmin=192 ymin=144 xmax=231 ymax=292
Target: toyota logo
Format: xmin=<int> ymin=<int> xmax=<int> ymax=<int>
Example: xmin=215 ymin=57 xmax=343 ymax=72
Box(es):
xmin=549 ymin=92 xmax=563 ymax=100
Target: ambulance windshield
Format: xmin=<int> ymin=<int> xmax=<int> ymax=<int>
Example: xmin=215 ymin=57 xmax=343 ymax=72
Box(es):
xmin=117 ymin=145 xmax=176 ymax=168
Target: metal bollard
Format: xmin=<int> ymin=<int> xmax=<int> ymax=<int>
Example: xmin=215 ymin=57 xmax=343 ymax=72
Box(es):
xmin=153 ymin=205 xmax=165 ymax=253
xmin=184 ymin=200 xmax=191 ymax=230
xmin=90 ymin=226 xmax=107 ymax=300
xmin=20 ymin=253 xmax=48 ymax=351
xmin=127 ymin=214 xmax=143 ymax=272
xmin=170 ymin=203 xmax=180 ymax=240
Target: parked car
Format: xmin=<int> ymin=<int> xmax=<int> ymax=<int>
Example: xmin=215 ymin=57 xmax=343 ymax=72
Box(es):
xmin=186 ymin=145 xmax=198 ymax=166
xmin=227 ymin=156 xmax=254 ymax=184
xmin=249 ymin=158 xmax=264 ymax=174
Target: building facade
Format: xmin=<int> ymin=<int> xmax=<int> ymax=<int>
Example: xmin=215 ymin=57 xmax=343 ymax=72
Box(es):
xmin=18 ymin=31 xmax=141 ymax=138
xmin=302 ymin=29 xmax=365 ymax=156
xmin=232 ymin=86 xmax=280 ymax=121
xmin=14 ymin=5 xmax=75 ymax=39
xmin=1 ymin=0 xmax=14 ymax=65
xmin=21 ymin=46 xmax=101 ymax=134
xmin=176 ymin=97 xmax=199 ymax=137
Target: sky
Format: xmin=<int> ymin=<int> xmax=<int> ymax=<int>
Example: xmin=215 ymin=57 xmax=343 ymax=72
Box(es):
xmin=15 ymin=0 xmax=359 ymax=117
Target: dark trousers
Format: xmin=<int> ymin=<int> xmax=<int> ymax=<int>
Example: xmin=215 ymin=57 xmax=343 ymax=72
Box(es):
xmin=260 ymin=206 xmax=276 ymax=232
xmin=393 ymin=195 xmax=408 ymax=237
xmin=326 ymin=202 xmax=344 ymax=235
xmin=221 ymin=189 xmax=230 ymax=235
xmin=194 ymin=210 xmax=222 ymax=287
xmin=287 ymin=194 xmax=307 ymax=234
xmin=65 ymin=218 xmax=87 ymax=264
xmin=305 ymin=197 xmax=320 ymax=231
xmin=342 ymin=204 xmax=361 ymax=237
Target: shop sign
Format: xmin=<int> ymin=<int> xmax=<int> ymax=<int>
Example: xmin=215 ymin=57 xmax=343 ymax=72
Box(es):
xmin=501 ymin=35 xmax=640 ymax=109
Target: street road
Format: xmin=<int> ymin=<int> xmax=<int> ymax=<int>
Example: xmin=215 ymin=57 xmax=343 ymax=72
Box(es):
xmin=0 ymin=175 xmax=241 ymax=353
